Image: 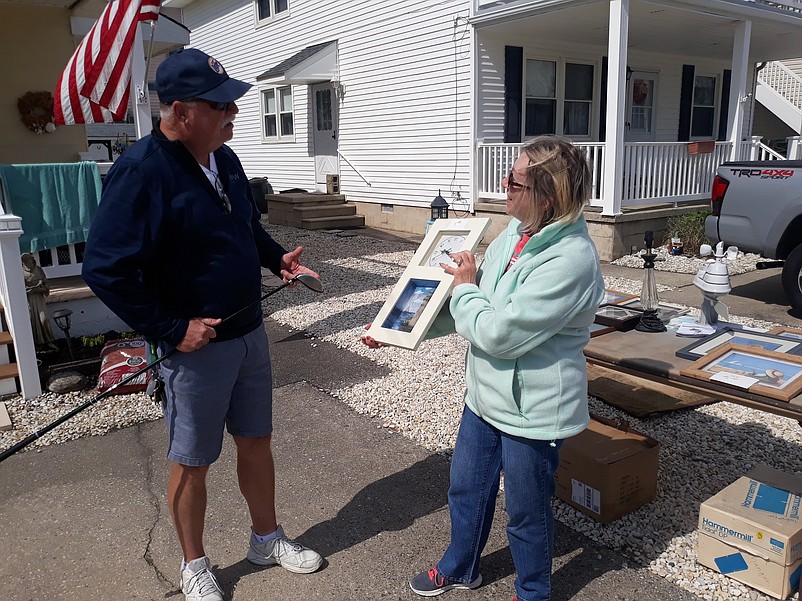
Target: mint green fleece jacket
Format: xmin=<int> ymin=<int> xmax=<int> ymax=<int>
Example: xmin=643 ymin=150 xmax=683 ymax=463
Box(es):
xmin=431 ymin=216 xmax=604 ymax=440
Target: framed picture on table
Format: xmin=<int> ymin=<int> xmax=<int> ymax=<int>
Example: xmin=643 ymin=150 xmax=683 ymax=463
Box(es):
xmin=768 ymin=326 xmax=802 ymax=341
xmin=593 ymin=305 xmax=642 ymax=330
xmin=680 ymin=343 xmax=802 ymax=401
xmin=601 ymin=289 xmax=638 ymax=306
xmin=589 ymin=323 xmax=616 ymax=337
xmin=617 ymin=299 xmax=690 ymax=323
xmin=675 ymin=327 xmax=802 ymax=361
xmin=369 ymin=217 xmax=491 ymax=350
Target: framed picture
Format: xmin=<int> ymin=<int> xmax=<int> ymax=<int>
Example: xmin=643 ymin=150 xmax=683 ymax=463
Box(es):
xmin=768 ymin=326 xmax=802 ymax=341
xmin=680 ymin=343 xmax=802 ymax=401
xmin=590 ymin=323 xmax=616 ymax=337
xmin=675 ymin=327 xmax=802 ymax=360
xmin=594 ymin=305 xmax=643 ymax=330
xmin=618 ymin=299 xmax=690 ymax=323
xmin=369 ymin=217 xmax=491 ymax=350
xmin=601 ymin=289 xmax=638 ymax=306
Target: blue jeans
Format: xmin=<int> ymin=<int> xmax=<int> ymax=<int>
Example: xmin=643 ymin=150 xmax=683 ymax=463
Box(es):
xmin=437 ymin=405 xmax=562 ymax=601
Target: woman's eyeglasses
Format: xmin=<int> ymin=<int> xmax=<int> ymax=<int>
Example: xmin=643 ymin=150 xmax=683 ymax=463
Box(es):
xmin=505 ymin=170 xmax=529 ymax=192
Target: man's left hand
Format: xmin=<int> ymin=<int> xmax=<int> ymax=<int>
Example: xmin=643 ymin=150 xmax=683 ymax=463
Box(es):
xmin=280 ymin=246 xmax=320 ymax=282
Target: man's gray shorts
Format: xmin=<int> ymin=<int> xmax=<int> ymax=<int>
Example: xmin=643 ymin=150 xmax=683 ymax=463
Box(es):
xmin=158 ymin=326 xmax=273 ymax=466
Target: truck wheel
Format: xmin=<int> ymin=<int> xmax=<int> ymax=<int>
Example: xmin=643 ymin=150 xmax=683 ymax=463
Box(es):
xmin=782 ymin=244 xmax=802 ymax=311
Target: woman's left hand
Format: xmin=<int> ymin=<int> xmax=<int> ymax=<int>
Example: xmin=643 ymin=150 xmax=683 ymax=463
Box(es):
xmin=441 ymin=251 xmax=477 ymax=286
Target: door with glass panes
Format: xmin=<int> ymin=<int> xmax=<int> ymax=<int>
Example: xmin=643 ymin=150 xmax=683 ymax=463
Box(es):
xmin=625 ymin=71 xmax=657 ymax=142
xmin=312 ymin=83 xmax=338 ymax=192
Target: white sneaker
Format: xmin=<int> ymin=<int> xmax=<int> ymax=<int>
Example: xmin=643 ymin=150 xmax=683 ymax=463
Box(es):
xmin=246 ymin=524 xmax=323 ymax=574
xmin=180 ymin=556 xmax=223 ymax=601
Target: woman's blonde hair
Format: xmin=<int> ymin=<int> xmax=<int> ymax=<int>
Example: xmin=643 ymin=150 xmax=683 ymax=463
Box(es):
xmin=516 ymin=135 xmax=592 ymax=234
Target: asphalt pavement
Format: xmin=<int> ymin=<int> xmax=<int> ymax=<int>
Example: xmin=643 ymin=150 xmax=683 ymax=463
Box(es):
xmin=1 ymin=242 xmax=798 ymax=601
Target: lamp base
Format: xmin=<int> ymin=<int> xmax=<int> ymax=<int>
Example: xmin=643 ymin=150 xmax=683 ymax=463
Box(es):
xmin=635 ymin=309 xmax=666 ymax=333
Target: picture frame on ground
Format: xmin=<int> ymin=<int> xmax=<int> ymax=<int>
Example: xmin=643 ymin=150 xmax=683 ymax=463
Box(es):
xmin=680 ymin=343 xmax=802 ymax=401
xmin=601 ymin=289 xmax=638 ymax=306
xmin=618 ymin=299 xmax=690 ymax=323
xmin=675 ymin=327 xmax=802 ymax=361
xmin=594 ymin=305 xmax=643 ymax=330
xmin=369 ymin=217 xmax=491 ymax=350
xmin=768 ymin=326 xmax=802 ymax=341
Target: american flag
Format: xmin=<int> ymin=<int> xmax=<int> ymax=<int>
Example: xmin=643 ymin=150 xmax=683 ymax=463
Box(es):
xmin=54 ymin=0 xmax=160 ymax=125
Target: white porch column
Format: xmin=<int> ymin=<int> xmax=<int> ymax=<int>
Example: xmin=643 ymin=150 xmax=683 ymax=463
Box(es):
xmin=727 ymin=20 xmax=752 ymax=162
xmin=132 ymin=24 xmax=153 ymax=140
xmin=602 ymin=0 xmax=629 ymax=216
xmin=0 ymin=215 xmax=42 ymax=399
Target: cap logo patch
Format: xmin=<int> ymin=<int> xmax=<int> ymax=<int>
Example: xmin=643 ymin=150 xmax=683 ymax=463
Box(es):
xmin=208 ymin=57 xmax=226 ymax=75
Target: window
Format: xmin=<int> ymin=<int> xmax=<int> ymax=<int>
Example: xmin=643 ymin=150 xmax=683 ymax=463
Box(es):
xmin=691 ymin=75 xmax=716 ymax=138
xmin=261 ymin=87 xmax=294 ymax=141
xmin=256 ymin=0 xmax=288 ymax=22
xmin=524 ymin=59 xmax=594 ymax=138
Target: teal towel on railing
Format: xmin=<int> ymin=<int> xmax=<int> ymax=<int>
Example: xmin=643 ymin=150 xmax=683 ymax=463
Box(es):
xmin=0 ymin=162 xmax=102 ymax=254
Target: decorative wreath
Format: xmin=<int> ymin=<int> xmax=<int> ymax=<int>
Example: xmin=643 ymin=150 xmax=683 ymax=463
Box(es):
xmin=17 ymin=91 xmax=55 ymax=134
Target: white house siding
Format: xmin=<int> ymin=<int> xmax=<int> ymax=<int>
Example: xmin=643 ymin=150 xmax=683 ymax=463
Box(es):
xmin=181 ymin=0 xmax=474 ymax=211
xmin=475 ymin=30 xmax=742 ymax=144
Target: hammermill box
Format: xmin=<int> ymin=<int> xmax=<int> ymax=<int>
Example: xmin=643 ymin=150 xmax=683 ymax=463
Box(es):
xmin=554 ymin=415 xmax=659 ymax=523
xmin=697 ymin=465 xmax=802 ymax=599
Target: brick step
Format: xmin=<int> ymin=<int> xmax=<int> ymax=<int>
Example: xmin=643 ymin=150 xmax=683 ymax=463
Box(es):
xmin=294 ymin=204 xmax=357 ymax=219
xmin=0 ymin=331 xmax=11 ymax=345
xmin=0 ymin=362 xmax=18 ymax=381
xmin=299 ymin=215 xmax=366 ymax=230
xmin=266 ymin=193 xmax=346 ymax=207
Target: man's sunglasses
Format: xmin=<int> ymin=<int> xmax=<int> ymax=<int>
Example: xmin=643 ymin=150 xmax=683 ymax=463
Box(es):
xmin=506 ymin=170 xmax=529 ymax=191
xmin=179 ymin=98 xmax=232 ymax=111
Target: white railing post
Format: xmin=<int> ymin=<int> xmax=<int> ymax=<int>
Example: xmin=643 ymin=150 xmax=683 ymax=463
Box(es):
xmin=0 ymin=214 xmax=42 ymax=399
xmin=749 ymin=135 xmax=762 ymax=160
xmin=788 ymin=136 xmax=802 ymax=160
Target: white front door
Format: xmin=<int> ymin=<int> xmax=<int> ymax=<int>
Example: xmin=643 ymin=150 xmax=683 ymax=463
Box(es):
xmin=625 ymin=71 xmax=658 ymax=142
xmin=312 ymin=83 xmax=339 ymax=192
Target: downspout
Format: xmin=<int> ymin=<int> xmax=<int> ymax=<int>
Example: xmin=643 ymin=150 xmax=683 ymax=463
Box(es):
xmin=748 ymin=62 xmax=767 ymax=144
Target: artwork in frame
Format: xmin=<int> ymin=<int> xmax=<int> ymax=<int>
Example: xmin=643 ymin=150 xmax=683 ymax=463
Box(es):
xmin=618 ymin=299 xmax=690 ymax=323
xmin=675 ymin=327 xmax=802 ymax=361
xmin=680 ymin=343 xmax=802 ymax=401
xmin=369 ymin=217 xmax=491 ymax=350
xmin=594 ymin=305 xmax=642 ymax=331
xmin=601 ymin=289 xmax=638 ymax=306
xmin=768 ymin=326 xmax=802 ymax=341
xmin=589 ymin=323 xmax=616 ymax=337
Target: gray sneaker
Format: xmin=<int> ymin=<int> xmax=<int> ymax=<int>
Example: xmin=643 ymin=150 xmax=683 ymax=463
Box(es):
xmin=246 ymin=524 xmax=323 ymax=574
xmin=180 ymin=556 xmax=223 ymax=601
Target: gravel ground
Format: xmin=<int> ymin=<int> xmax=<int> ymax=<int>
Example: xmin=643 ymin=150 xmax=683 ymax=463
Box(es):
xmin=2 ymin=224 xmax=800 ymax=601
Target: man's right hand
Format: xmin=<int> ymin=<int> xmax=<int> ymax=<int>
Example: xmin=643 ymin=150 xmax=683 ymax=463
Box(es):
xmin=177 ymin=317 xmax=222 ymax=352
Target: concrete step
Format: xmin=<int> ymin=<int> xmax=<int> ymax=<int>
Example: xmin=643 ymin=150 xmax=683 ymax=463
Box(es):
xmin=294 ymin=204 xmax=358 ymax=219
xmin=299 ymin=215 xmax=366 ymax=230
xmin=266 ymin=193 xmax=346 ymax=208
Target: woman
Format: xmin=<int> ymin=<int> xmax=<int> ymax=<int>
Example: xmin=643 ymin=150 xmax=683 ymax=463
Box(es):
xmin=363 ymin=135 xmax=605 ymax=600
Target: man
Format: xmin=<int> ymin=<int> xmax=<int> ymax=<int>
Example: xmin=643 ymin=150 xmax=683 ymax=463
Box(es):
xmin=82 ymin=48 xmax=323 ymax=601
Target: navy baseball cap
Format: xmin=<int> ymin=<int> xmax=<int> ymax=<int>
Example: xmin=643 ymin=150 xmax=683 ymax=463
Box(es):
xmin=155 ymin=48 xmax=252 ymax=104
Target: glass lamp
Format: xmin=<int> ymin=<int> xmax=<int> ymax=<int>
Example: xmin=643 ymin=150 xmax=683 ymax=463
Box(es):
xmin=51 ymin=308 xmax=75 ymax=360
xmin=635 ymin=231 xmax=666 ymax=332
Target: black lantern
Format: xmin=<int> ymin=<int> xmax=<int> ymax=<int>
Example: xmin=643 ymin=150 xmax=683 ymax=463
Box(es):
xmin=635 ymin=231 xmax=666 ymax=333
xmin=51 ymin=308 xmax=76 ymax=360
xmin=430 ymin=191 xmax=449 ymax=221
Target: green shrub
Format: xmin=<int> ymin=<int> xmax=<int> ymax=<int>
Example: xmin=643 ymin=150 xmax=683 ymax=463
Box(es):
xmin=664 ymin=210 xmax=709 ymax=256
xmin=80 ymin=334 xmax=106 ymax=349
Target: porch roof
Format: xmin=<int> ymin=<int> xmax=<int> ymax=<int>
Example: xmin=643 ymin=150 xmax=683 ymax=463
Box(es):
xmin=256 ymin=41 xmax=337 ymax=85
xmin=471 ymin=0 xmax=802 ymax=62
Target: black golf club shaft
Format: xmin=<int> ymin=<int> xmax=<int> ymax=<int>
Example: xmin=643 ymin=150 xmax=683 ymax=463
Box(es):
xmin=0 ymin=275 xmax=311 ymax=463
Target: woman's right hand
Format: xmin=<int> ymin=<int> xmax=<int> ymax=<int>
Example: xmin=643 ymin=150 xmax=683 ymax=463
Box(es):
xmin=360 ymin=323 xmax=383 ymax=349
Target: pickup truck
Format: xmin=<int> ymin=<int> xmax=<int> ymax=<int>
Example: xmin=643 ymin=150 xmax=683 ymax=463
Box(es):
xmin=705 ymin=160 xmax=802 ymax=311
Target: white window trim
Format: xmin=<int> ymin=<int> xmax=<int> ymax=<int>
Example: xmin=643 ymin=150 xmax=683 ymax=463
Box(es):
xmin=260 ymin=85 xmax=296 ymax=143
xmin=689 ymin=72 xmax=720 ymax=141
xmin=522 ymin=55 xmax=598 ymax=141
xmin=254 ymin=0 xmax=290 ymax=27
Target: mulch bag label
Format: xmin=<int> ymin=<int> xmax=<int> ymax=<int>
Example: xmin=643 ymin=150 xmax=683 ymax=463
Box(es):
xmin=96 ymin=338 xmax=153 ymax=395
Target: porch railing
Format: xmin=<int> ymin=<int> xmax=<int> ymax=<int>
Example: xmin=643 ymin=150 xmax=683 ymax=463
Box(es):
xmin=477 ymin=137 xmax=797 ymax=209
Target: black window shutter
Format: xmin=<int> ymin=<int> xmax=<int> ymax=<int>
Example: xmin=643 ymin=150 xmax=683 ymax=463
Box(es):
xmin=678 ymin=64 xmax=695 ymax=141
xmin=504 ymin=46 xmax=523 ymax=143
xmin=599 ymin=56 xmax=608 ymax=142
xmin=718 ymin=69 xmax=731 ymax=141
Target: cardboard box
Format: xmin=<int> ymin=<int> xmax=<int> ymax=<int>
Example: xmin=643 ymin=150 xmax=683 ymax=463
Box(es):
xmin=697 ymin=531 xmax=802 ymax=599
xmin=697 ymin=464 xmax=802 ymax=598
xmin=554 ymin=415 xmax=659 ymax=523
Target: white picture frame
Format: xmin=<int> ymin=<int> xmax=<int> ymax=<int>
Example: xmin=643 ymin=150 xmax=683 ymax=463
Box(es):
xmin=369 ymin=217 xmax=491 ymax=350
